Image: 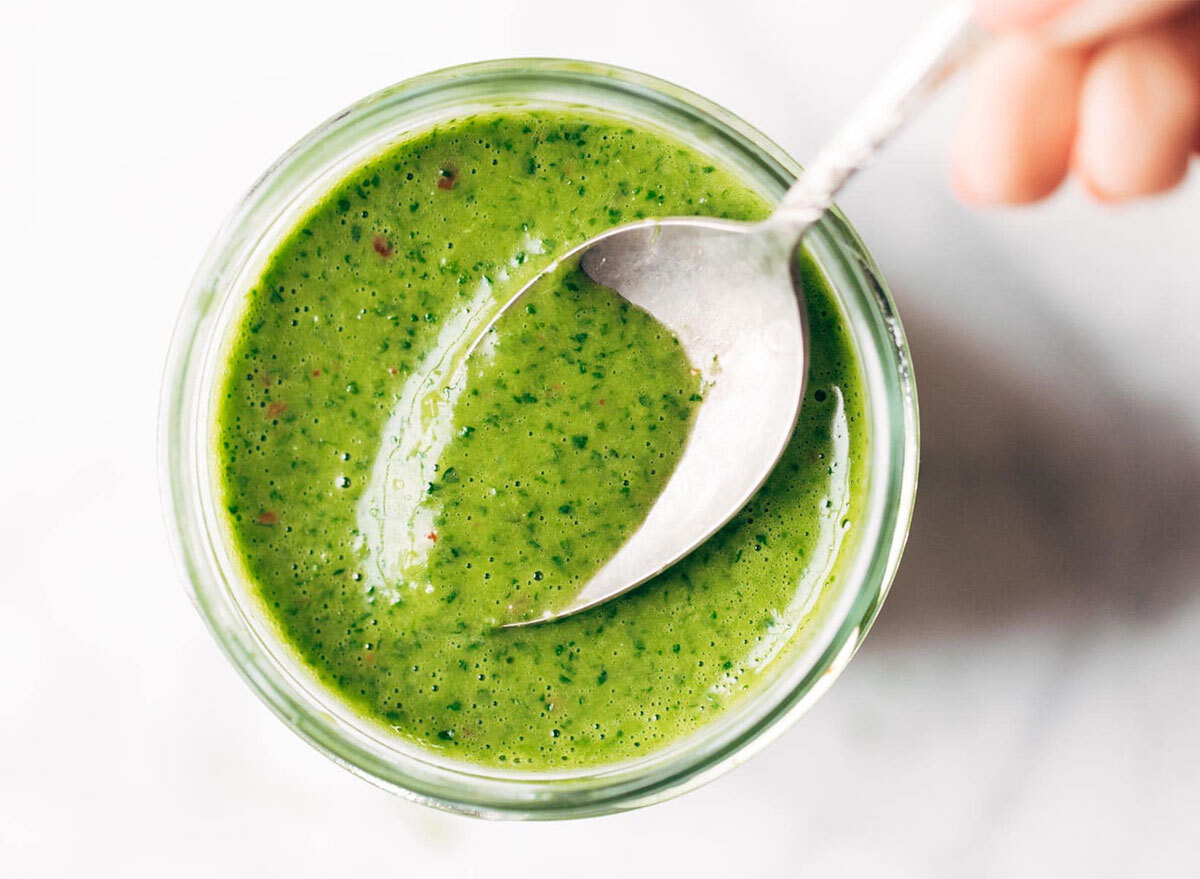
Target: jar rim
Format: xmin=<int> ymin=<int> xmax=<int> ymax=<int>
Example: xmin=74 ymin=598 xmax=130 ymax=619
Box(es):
xmin=160 ymin=57 xmax=919 ymax=819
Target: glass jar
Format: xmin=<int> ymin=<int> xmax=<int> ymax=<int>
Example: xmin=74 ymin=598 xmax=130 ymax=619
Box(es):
xmin=160 ymin=59 xmax=919 ymax=819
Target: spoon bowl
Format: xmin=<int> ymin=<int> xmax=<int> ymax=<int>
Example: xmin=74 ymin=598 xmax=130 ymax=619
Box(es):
xmin=497 ymin=217 xmax=808 ymax=625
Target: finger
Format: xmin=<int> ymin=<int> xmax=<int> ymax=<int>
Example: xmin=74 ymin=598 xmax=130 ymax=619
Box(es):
xmin=977 ymin=0 xmax=1195 ymax=45
xmin=1073 ymin=16 xmax=1200 ymax=199
xmin=1042 ymin=0 xmax=1196 ymax=45
xmin=952 ymin=36 xmax=1089 ymax=203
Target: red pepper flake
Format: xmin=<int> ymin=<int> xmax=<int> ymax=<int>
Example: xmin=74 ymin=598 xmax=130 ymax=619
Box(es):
xmin=312 ymin=369 xmax=321 ymax=377
xmin=598 ymin=398 xmax=606 ymax=406
xmin=257 ymin=511 xmax=278 ymax=525
xmin=387 ymin=366 xmax=399 ymax=376
xmin=372 ymin=235 xmax=394 ymax=257
xmin=266 ymin=400 xmax=288 ymax=418
xmin=426 ymin=531 xmax=438 ymax=542
xmin=437 ymin=165 xmax=458 ymax=190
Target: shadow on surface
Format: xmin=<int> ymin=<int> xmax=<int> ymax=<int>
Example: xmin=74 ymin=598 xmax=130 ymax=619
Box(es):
xmin=872 ymin=309 xmax=1200 ymax=643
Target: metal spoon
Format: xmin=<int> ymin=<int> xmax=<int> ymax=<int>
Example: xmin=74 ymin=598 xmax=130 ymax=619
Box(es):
xmin=499 ymin=1 xmax=981 ymax=626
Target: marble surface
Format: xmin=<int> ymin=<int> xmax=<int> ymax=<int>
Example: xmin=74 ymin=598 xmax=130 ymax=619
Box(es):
xmin=3 ymin=0 xmax=1198 ymax=875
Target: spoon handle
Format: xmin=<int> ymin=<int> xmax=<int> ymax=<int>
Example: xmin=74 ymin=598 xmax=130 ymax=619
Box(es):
xmin=774 ymin=0 xmax=985 ymax=230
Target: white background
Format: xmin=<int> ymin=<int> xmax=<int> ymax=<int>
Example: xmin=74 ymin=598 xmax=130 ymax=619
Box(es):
xmin=4 ymin=0 xmax=1199 ymax=876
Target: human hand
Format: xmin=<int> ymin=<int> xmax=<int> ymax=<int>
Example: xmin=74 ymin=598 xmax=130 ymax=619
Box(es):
xmin=953 ymin=0 xmax=1200 ymax=203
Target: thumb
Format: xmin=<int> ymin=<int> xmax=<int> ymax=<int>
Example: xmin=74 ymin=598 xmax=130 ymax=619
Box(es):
xmin=977 ymin=0 xmax=1195 ymax=44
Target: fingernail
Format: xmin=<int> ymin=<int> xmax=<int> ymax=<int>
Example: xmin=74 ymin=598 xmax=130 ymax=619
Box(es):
xmin=1076 ymin=164 xmax=1117 ymax=202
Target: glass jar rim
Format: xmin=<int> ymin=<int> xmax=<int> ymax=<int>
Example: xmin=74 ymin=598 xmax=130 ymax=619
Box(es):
xmin=160 ymin=57 xmax=919 ymax=819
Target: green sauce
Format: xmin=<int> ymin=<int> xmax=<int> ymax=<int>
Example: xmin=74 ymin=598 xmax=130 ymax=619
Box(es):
xmin=421 ymin=259 xmax=702 ymax=622
xmin=217 ymin=110 xmax=868 ymax=768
